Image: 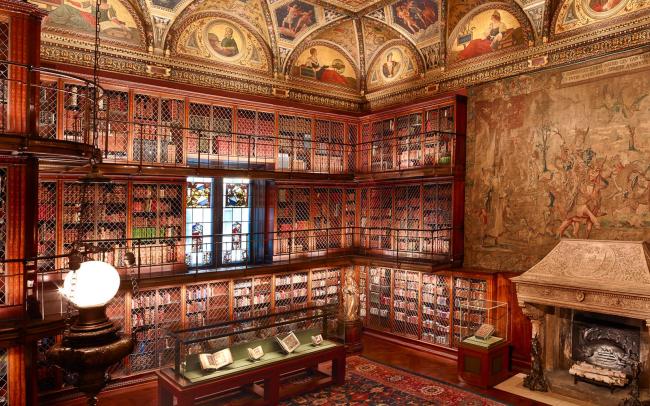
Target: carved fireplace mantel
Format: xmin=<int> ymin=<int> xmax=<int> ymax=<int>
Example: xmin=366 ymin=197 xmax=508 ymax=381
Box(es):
xmin=512 ymin=239 xmax=650 ymax=404
xmin=512 ymin=239 xmax=650 ymax=321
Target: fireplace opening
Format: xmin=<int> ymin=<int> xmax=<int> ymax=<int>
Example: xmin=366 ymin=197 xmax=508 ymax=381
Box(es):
xmin=569 ymin=311 xmax=641 ymax=389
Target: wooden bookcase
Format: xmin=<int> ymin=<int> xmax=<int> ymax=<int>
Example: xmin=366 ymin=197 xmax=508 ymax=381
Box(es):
xmin=88 ymin=267 xmax=343 ymax=376
xmin=37 ymin=181 xmax=57 ymax=272
xmin=130 ymin=182 xmax=184 ymax=267
xmin=236 ymin=108 xmax=275 ymax=162
xmin=358 ymin=96 xmax=465 ymax=174
xmin=98 ymin=89 xmax=130 ymax=162
xmin=128 ymin=286 xmax=183 ymax=373
xmin=271 ymin=183 xmax=355 ymax=260
xmin=132 ymin=93 xmax=185 ymax=166
xmin=359 ymin=180 xmax=453 ymax=258
xmin=360 ymin=267 xmax=496 ymax=354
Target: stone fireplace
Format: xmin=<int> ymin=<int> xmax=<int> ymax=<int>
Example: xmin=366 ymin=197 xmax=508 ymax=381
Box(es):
xmin=512 ymin=239 xmax=650 ymax=405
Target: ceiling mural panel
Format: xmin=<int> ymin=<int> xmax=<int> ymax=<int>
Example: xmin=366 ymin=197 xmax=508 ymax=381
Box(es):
xmin=388 ymin=0 xmax=441 ymax=43
xmin=361 ymin=17 xmax=403 ymax=63
xmin=174 ymin=15 xmax=271 ymax=72
xmin=554 ymin=0 xmax=650 ymax=35
xmin=367 ymin=42 xmax=418 ymax=91
xmin=447 ymin=0 xmax=482 ymax=37
xmin=314 ymin=19 xmax=359 ymax=64
xmin=447 ymin=6 xmax=531 ymax=64
xmin=291 ymin=44 xmax=358 ymax=89
xmin=31 ymin=0 xmax=146 ymax=48
xmin=270 ymin=0 xmax=334 ymax=44
xmin=172 ymin=0 xmax=271 ymax=44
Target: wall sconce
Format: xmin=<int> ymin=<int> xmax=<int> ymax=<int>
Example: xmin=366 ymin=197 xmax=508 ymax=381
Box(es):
xmin=48 ymin=260 xmax=133 ymax=406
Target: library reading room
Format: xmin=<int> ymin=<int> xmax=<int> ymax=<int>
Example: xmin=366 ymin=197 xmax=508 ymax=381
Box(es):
xmin=0 ymin=0 xmax=649 ymax=404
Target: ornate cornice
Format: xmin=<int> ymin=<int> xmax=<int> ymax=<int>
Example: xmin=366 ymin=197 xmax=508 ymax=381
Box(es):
xmin=366 ymin=15 xmax=650 ymax=109
xmin=39 ymin=11 xmax=650 ymax=112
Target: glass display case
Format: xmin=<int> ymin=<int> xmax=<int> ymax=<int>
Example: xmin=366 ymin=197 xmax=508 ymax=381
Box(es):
xmin=166 ymin=305 xmax=343 ymax=382
xmin=456 ymin=299 xmax=508 ymax=348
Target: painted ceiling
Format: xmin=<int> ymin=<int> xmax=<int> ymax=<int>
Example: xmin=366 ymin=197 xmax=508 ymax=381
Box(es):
xmin=31 ymin=0 xmax=650 ymax=110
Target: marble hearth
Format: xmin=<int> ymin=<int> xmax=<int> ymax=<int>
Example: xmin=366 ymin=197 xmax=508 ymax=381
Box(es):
xmin=512 ymin=239 xmax=650 ymax=405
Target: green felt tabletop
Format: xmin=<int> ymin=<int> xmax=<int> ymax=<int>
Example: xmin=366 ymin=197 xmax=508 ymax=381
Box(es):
xmin=182 ymin=328 xmax=339 ymax=384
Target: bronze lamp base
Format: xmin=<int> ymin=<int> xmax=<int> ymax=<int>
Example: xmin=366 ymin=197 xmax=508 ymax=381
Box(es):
xmin=48 ymin=305 xmax=134 ymax=406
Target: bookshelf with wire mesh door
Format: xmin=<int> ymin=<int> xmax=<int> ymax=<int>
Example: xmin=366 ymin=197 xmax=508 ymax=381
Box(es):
xmin=359 ymin=267 xmax=497 ymax=353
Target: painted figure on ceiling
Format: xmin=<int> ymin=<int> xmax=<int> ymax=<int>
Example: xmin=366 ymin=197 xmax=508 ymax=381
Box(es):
xmin=276 ymin=1 xmax=316 ymax=40
xmin=392 ymin=0 xmax=438 ymax=35
xmin=458 ymin=11 xmax=507 ymax=60
xmin=589 ymin=0 xmax=623 ymax=12
xmin=382 ymin=52 xmax=401 ymax=78
xmin=208 ymin=27 xmax=239 ymax=57
xmin=304 ymin=48 xmax=348 ymax=85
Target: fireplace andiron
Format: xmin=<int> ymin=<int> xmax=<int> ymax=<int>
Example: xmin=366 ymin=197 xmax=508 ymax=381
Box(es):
xmin=524 ymin=335 xmax=548 ymax=392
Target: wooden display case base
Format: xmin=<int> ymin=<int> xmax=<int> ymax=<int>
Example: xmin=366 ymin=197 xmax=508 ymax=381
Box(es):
xmin=458 ymin=339 xmax=510 ymax=389
xmin=339 ymin=319 xmax=363 ymax=353
xmin=156 ymin=345 xmax=345 ymax=406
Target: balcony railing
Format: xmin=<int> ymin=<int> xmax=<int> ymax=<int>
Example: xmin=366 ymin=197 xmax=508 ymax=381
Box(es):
xmin=0 ymin=60 xmax=102 ymax=147
xmin=356 ymin=130 xmax=457 ymax=174
xmin=26 ymin=226 xmax=452 ymax=284
xmin=103 ymin=120 xmax=357 ymax=175
xmin=358 ymin=227 xmax=453 ymax=261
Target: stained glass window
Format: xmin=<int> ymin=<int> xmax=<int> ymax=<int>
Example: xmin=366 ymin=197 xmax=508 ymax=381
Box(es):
xmin=222 ymin=178 xmax=250 ymax=264
xmin=185 ymin=177 xmax=214 ymax=267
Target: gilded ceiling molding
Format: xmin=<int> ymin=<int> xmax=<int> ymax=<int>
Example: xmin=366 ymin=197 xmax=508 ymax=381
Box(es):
xmin=259 ymin=0 xmax=281 ymax=76
xmin=124 ymin=0 xmax=154 ymax=48
xmin=356 ymin=0 xmax=398 ymax=18
xmin=550 ymin=0 xmax=650 ymax=38
xmin=303 ymin=0 xmax=355 ymax=16
xmin=354 ymin=17 xmax=367 ymax=91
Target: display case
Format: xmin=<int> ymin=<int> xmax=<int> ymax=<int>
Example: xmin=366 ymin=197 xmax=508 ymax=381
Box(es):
xmin=156 ymin=306 xmax=344 ymax=406
xmin=168 ymin=305 xmax=342 ymax=381
xmin=456 ymin=301 xmax=510 ymax=389
xmin=456 ymin=300 xmax=508 ymax=347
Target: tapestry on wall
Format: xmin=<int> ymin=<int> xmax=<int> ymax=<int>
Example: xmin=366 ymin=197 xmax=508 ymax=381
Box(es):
xmin=465 ymin=53 xmax=650 ymax=271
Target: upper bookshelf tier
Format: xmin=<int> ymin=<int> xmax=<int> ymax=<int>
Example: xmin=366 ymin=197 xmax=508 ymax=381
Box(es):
xmin=34 ymin=77 xmax=466 ymax=180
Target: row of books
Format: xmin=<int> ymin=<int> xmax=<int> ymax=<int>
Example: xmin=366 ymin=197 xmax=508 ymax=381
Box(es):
xmin=394 ymin=288 xmax=418 ymax=299
xmin=275 ymin=288 xmax=307 ymax=301
xmin=422 ymin=294 xmax=449 ymax=306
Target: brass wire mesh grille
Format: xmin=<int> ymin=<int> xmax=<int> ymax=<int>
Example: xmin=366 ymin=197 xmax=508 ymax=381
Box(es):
xmin=38 ymin=81 xmax=58 ymax=139
xmin=0 ymin=347 xmax=7 ymax=406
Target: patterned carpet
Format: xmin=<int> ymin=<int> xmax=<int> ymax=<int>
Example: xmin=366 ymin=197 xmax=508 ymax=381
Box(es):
xmin=279 ymin=356 xmax=508 ymax=406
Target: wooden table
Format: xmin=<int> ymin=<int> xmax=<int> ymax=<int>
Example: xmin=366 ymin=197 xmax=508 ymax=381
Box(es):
xmin=156 ymin=344 xmax=346 ymax=406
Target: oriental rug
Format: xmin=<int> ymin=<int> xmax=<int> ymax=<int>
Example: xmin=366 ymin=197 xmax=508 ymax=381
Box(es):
xmin=279 ymin=355 xmax=508 ymax=406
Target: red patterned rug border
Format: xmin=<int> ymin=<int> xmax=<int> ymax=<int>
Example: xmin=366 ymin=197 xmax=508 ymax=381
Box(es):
xmin=349 ymin=355 xmax=510 ymax=406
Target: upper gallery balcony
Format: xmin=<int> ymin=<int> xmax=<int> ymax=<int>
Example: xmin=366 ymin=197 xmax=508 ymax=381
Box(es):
xmin=0 ymin=61 xmax=101 ymax=162
xmin=31 ymin=74 xmax=464 ymax=179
